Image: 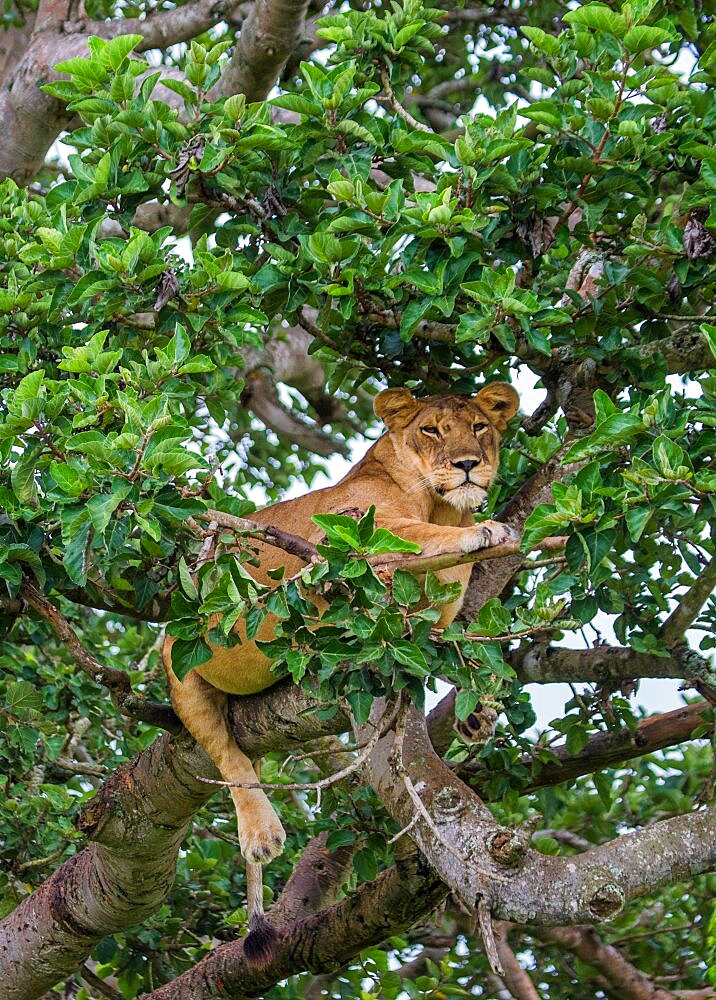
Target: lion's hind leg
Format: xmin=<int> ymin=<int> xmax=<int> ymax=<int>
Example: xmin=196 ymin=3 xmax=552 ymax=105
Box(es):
xmin=163 ymin=652 xmax=286 ymax=864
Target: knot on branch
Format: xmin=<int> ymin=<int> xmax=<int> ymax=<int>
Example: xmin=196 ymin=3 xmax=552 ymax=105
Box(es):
xmin=433 ymin=786 xmax=465 ymax=820
xmin=75 ymin=762 xmax=136 ymax=838
xmin=586 ymin=881 xmax=625 ymax=919
xmin=485 ymin=829 xmax=527 ymax=869
xmin=677 ymin=646 xmax=716 ymax=694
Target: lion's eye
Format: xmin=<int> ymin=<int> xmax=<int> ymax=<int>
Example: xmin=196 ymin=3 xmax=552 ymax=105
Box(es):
xmin=421 ymin=425 xmax=440 ymax=437
xmin=473 ymin=422 xmax=487 ymax=433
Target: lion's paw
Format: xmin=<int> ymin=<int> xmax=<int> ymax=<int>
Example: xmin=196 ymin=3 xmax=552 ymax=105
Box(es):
xmin=463 ymin=521 xmax=519 ymax=551
xmin=239 ymin=813 xmax=286 ymax=864
xmin=455 ymin=703 xmax=498 ymax=745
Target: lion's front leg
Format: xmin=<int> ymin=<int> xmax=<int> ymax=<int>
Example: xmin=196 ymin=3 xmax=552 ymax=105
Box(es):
xmin=377 ymin=517 xmax=518 ymax=557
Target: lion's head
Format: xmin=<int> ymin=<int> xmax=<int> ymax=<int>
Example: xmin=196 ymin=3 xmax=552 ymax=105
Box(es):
xmin=373 ymin=384 xmax=519 ymax=511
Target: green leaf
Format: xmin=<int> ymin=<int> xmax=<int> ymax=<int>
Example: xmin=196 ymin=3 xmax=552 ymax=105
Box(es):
xmin=392 ymin=569 xmax=421 ymax=606
xmin=653 ymin=435 xmax=689 ymax=477
xmin=625 ymin=506 xmax=652 ymax=542
xmin=63 ymin=516 xmax=91 ymax=586
xmin=701 ymin=323 xmax=716 ymax=360
xmin=563 ymin=412 xmax=644 ymax=461
xmin=521 ymin=503 xmax=570 ymax=552
xmin=50 ymin=461 xmax=86 ymax=496
xmin=11 ymin=445 xmax=41 ymax=507
xmin=104 ymin=34 xmax=144 ymax=71
xmin=7 ymin=680 xmax=43 ymax=717
xmin=623 ymin=26 xmax=674 ymax=53
xmin=455 ymin=690 xmax=479 ymax=721
xmin=593 ymin=770 xmax=613 ymax=808
xmin=9 ymin=369 xmax=44 ymax=415
xmin=170 ymin=636 xmax=213 ymax=682
xmin=5 ymin=544 xmax=46 ymax=588
xmin=346 ymin=689 xmax=373 ymax=725
xmin=312 ymin=513 xmax=362 ymax=550
xmin=216 ymin=271 xmax=251 ymax=291
xmin=366 ymin=528 xmax=421 ymax=554
xmin=390 ymin=640 xmax=429 ymax=675
xmin=520 ymin=25 xmax=561 ymax=56
xmin=325 ymin=828 xmax=356 ymax=850
xmin=178 ymin=557 xmax=199 ymax=600
xmin=563 ymin=3 xmax=627 ymax=37
xmin=424 ymin=572 xmax=462 ymax=605
xmin=87 ymin=485 xmax=132 ymax=534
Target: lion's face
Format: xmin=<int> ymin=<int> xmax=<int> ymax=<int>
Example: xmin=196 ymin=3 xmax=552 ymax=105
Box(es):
xmin=374 ymin=385 xmax=519 ymax=511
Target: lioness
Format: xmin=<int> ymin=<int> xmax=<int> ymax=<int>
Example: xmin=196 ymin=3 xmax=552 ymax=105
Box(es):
xmin=163 ymin=384 xmax=518 ymax=953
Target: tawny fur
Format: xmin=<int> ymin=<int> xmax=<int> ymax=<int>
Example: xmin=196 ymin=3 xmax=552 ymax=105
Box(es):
xmin=163 ymin=385 xmax=519 ymax=943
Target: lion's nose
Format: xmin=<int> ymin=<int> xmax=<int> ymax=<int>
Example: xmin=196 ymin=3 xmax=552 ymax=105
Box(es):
xmin=452 ymin=459 xmax=479 ymax=473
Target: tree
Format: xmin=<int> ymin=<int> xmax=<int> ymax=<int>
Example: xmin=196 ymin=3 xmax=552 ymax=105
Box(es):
xmin=0 ymin=0 xmax=715 ymax=996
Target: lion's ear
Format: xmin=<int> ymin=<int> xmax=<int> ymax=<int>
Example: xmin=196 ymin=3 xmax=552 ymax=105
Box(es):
xmin=374 ymin=388 xmax=420 ymax=428
xmin=474 ymin=382 xmax=519 ymax=431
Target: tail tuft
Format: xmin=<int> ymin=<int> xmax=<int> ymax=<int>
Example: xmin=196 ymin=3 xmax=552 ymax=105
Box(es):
xmin=244 ymin=912 xmax=279 ymax=968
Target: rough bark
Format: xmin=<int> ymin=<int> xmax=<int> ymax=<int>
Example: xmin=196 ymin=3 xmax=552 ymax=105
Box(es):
xmin=510 ymin=643 xmax=716 ymax=688
xmin=461 ymin=455 xmax=581 ymax=620
xmin=0 ymin=682 xmax=345 ymax=1000
xmin=141 ymin=850 xmax=447 ymax=1000
xmin=90 ymin=0 xmax=245 ymax=50
xmin=362 ymin=703 xmax=716 ymax=924
xmin=0 ymin=734 xmax=214 ymax=1000
xmin=210 ymin=0 xmax=312 ymax=102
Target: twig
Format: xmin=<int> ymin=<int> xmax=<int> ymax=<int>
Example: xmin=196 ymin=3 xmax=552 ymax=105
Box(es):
xmin=477 ymin=895 xmax=504 ymax=977
xmin=201 ymin=508 xmax=319 ymax=563
xmin=19 ymin=582 xmax=181 ymax=732
xmin=387 ymin=812 xmax=420 ymax=845
xmin=79 ymin=965 xmax=124 ymax=1000
xmin=54 ymin=756 xmax=107 ymax=777
xmin=197 ymin=699 xmax=402 ymax=809
xmin=17 ymin=845 xmax=68 ymax=871
xmin=660 ymin=558 xmax=716 ymax=648
xmin=377 ymin=62 xmax=432 ymax=134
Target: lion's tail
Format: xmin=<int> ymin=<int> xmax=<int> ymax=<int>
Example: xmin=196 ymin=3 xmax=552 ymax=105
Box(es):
xmin=244 ymin=859 xmax=278 ymax=967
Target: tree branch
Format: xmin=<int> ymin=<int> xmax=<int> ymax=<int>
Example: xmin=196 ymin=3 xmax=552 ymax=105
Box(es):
xmin=210 ymin=0 xmax=312 ymax=102
xmin=0 ymin=680 xmax=349 ymax=1000
xmin=88 ymin=0 xmax=244 ymax=50
xmin=240 ymin=366 xmax=350 ymax=456
xmin=461 ymin=453 xmax=582 ymax=620
xmin=19 ymin=581 xmax=180 ymax=731
xmin=361 ymin=701 xmax=716 ymax=924
xmin=660 ymin=558 xmax=716 ymax=648
xmin=461 ymin=701 xmax=714 ymax=795
xmin=141 ymin=849 xmax=447 ymax=1000
xmin=509 ymin=643 xmax=716 ymax=689
xmin=534 ymin=924 xmax=686 ymax=1000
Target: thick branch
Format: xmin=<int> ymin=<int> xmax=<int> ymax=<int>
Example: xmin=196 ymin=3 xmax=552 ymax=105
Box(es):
xmin=0 ymin=24 xmax=86 ymax=183
xmin=0 ymin=733 xmax=215 ymax=1000
xmin=461 ymin=455 xmax=581 ymax=620
xmin=240 ymin=367 xmax=349 ymax=456
xmin=535 ymin=925 xmax=684 ymax=1000
xmin=462 ymin=700 xmax=713 ymax=794
xmin=634 ymin=326 xmax=716 ymax=374
xmin=89 ymin=0 xmax=244 ymax=49
xmin=363 ymin=702 xmax=716 ymax=924
xmin=0 ymin=681 xmax=347 ymax=1000
xmin=660 ymin=558 xmax=716 ymax=648
xmin=210 ymin=0 xmax=312 ymax=102
xmin=270 ymin=831 xmax=356 ymax=925
xmin=141 ymin=849 xmax=447 ymax=1000
xmin=509 ymin=643 xmax=716 ymax=688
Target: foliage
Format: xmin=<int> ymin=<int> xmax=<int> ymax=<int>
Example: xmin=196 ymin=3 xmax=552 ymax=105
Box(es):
xmin=1 ymin=0 xmax=715 ymax=996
